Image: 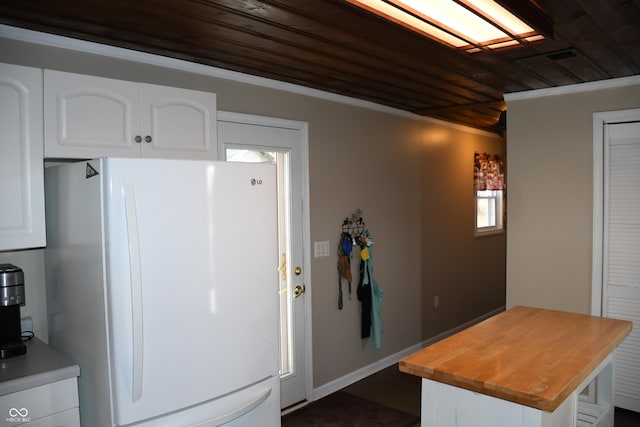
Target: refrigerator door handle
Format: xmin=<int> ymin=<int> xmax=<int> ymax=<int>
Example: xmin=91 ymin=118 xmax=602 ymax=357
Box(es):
xmin=124 ymin=181 xmax=144 ymax=402
xmin=210 ymin=386 xmax=272 ymax=426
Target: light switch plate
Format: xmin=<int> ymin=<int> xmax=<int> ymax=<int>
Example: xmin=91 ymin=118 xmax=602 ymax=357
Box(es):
xmin=314 ymin=240 xmax=330 ymax=258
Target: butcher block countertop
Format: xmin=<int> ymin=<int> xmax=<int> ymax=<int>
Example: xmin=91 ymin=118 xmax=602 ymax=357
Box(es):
xmin=399 ymin=306 xmax=632 ymax=412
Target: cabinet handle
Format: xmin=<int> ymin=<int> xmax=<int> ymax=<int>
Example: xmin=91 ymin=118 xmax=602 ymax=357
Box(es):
xmin=144 ymin=135 xmax=152 ymax=143
xmin=134 ymin=135 xmax=142 ymax=143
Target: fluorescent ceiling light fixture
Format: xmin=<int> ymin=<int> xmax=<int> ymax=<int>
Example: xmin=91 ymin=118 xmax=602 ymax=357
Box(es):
xmin=346 ymin=0 xmax=545 ymax=51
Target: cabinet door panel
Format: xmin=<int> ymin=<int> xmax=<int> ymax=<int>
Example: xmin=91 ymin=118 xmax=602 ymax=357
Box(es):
xmin=44 ymin=70 xmax=140 ymax=159
xmin=0 ymin=63 xmax=45 ymax=250
xmin=141 ymin=84 xmax=216 ymax=160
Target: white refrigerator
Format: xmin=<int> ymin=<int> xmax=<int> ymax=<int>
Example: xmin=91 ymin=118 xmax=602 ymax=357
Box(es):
xmin=44 ymin=158 xmax=281 ymax=427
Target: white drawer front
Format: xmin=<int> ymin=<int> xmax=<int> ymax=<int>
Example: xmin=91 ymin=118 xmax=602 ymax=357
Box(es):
xmin=0 ymin=378 xmax=78 ymax=426
xmin=12 ymin=408 xmax=80 ymax=427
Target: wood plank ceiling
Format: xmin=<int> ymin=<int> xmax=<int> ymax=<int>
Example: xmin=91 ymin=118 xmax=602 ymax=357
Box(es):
xmin=0 ymin=0 xmax=639 ymax=133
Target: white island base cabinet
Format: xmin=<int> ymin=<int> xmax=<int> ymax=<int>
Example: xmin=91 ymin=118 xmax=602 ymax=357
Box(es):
xmin=420 ymin=354 xmax=614 ymax=427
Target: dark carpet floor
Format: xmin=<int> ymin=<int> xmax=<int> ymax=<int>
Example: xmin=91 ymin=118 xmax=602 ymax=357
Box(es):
xmin=281 ymin=391 xmax=419 ymax=427
xmin=282 ymin=365 xmax=420 ymax=427
xmin=282 ymin=364 xmax=640 ymax=427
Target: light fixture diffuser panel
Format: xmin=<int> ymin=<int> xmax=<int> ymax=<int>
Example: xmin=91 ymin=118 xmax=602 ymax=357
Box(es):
xmin=346 ymin=0 xmax=544 ymax=51
xmin=392 ymin=0 xmax=509 ymax=43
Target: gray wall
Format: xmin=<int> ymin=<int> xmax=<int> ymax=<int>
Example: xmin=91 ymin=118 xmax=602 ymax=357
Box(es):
xmin=506 ymin=82 xmax=640 ymax=314
xmin=421 ymin=128 xmax=506 ymax=337
xmin=0 ymin=33 xmax=506 ymax=390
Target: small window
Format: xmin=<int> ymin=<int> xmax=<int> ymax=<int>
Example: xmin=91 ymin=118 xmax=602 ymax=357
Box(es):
xmin=475 ymin=190 xmax=504 ymax=236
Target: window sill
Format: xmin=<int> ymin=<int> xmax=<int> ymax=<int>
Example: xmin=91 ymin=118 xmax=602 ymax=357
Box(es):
xmin=475 ymin=228 xmax=505 ymax=237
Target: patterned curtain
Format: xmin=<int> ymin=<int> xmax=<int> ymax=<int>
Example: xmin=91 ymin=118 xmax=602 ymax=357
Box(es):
xmin=474 ymin=152 xmax=505 ymax=191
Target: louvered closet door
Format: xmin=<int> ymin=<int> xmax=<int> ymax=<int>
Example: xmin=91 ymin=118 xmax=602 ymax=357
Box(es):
xmin=604 ymin=120 xmax=640 ymax=412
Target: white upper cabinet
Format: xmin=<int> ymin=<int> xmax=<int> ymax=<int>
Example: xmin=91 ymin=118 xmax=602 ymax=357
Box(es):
xmin=0 ymin=63 xmax=46 ymax=251
xmin=44 ymin=70 xmax=217 ymax=160
xmin=139 ymin=83 xmax=217 ymax=159
xmin=44 ymin=71 xmax=139 ymax=158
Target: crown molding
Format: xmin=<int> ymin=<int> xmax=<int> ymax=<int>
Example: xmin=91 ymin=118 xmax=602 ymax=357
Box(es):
xmin=504 ymin=75 xmax=640 ymax=102
xmin=0 ymin=24 xmax=500 ymax=138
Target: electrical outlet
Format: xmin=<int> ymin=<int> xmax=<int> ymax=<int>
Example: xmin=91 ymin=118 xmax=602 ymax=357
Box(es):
xmin=434 ymin=296 xmax=440 ymax=309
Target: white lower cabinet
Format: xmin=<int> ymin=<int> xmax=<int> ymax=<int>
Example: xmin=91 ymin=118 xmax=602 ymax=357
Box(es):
xmin=21 ymin=409 xmax=80 ymax=427
xmin=0 ymin=63 xmax=46 ymax=251
xmin=44 ymin=69 xmax=217 ymax=160
xmin=0 ymin=378 xmax=79 ymax=427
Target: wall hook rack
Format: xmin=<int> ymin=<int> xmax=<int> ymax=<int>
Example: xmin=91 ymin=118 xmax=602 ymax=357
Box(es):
xmin=341 ymin=208 xmax=366 ymax=239
xmin=338 ymin=209 xmax=373 ymax=310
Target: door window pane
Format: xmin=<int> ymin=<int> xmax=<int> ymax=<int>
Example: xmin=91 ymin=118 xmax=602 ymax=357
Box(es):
xmin=226 ymin=149 xmax=276 ymax=164
xmin=225 ymin=147 xmax=293 ymax=376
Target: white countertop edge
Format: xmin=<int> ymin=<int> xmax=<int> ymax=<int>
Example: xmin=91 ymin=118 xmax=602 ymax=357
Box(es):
xmin=0 ymin=364 xmax=80 ymax=396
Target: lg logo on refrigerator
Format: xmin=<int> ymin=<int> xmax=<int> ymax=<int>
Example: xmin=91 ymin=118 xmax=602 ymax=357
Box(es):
xmin=250 ymin=178 xmax=263 ymax=186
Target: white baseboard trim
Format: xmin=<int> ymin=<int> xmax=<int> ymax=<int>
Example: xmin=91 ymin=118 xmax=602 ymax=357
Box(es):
xmin=312 ymin=341 xmax=424 ymax=401
xmin=312 ymin=306 xmax=505 ymax=401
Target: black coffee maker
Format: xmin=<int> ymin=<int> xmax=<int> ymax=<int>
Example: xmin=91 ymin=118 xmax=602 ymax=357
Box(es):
xmin=0 ymin=263 xmax=26 ymax=359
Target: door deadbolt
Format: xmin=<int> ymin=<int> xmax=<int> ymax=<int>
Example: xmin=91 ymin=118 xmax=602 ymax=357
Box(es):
xmin=294 ymin=284 xmax=306 ymax=298
xmin=294 ymin=266 xmax=302 ymax=276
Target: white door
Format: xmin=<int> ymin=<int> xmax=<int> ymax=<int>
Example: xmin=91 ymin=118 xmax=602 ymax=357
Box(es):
xmin=593 ymin=110 xmax=640 ymax=412
xmin=218 ymin=112 xmax=312 ymax=409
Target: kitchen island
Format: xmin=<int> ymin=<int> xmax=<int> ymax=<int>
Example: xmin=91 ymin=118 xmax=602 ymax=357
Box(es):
xmin=399 ymin=306 xmax=632 ymax=427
